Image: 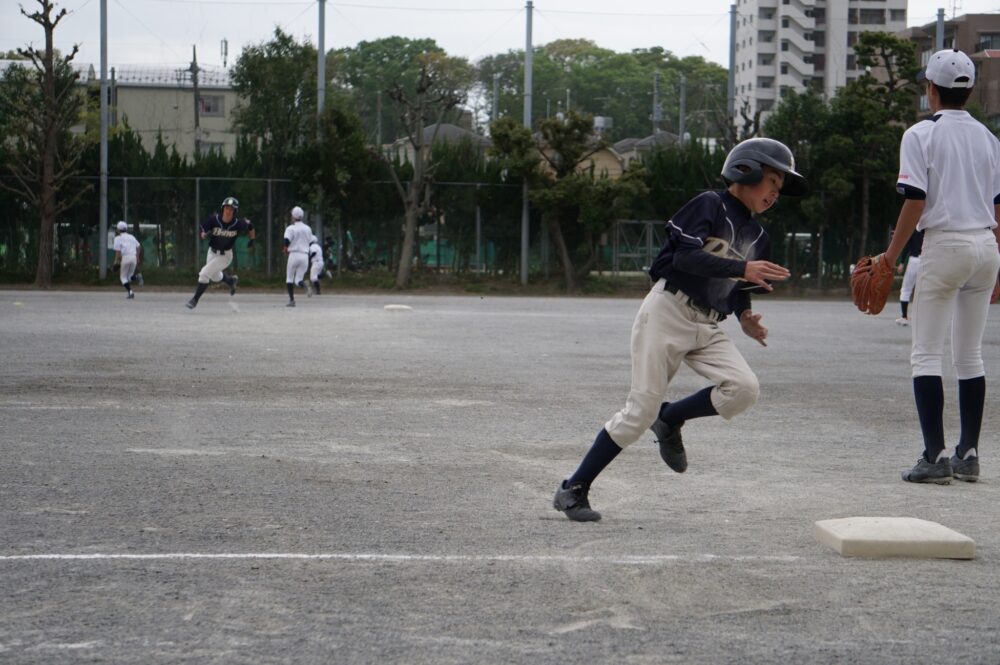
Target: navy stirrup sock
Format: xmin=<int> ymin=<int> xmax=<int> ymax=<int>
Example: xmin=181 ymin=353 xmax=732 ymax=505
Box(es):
xmin=913 ymin=376 xmax=946 ymax=462
xmin=568 ymin=428 xmax=622 ymax=486
xmin=193 ymin=282 xmax=209 ymax=301
xmin=287 ymin=283 xmax=295 ymax=300
xmin=901 ymin=301 xmax=909 ymax=318
xmin=957 ymin=376 xmax=985 ymax=458
xmin=658 ymin=386 xmax=718 ymax=426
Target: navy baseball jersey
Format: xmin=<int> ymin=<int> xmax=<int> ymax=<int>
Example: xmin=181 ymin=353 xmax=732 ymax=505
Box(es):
xmin=649 ymin=190 xmax=771 ymax=319
xmin=201 ymin=214 xmax=254 ymax=252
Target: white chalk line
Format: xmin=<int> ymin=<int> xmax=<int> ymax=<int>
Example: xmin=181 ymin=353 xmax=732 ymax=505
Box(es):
xmin=0 ymin=552 xmax=800 ymax=564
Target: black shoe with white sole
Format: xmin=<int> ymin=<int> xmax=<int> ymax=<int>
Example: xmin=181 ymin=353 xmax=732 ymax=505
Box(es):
xmin=901 ymin=456 xmax=953 ymax=484
xmin=553 ymin=481 xmax=601 ymax=522
xmin=650 ymin=418 xmax=687 ymax=473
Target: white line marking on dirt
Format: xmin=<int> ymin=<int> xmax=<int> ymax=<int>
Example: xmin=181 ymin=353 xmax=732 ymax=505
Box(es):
xmin=0 ymin=553 xmax=801 ymax=564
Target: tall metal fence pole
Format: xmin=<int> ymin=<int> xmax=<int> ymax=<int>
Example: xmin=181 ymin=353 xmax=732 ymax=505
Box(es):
xmin=266 ymin=179 xmax=273 ymax=277
xmin=475 ymin=184 xmax=482 ymax=272
xmin=123 ymin=177 xmax=128 ymax=224
xmin=194 ymin=177 xmax=201 ymax=270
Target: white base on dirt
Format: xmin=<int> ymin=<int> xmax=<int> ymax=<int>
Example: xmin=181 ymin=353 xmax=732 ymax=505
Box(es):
xmin=383 ymin=304 xmax=412 ymax=311
xmin=814 ymin=517 xmax=975 ymax=559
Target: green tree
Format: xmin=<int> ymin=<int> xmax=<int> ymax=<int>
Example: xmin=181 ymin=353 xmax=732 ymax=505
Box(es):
xmin=0 ymin=1 xmax=87 ymax=287
xmin=332 ymin=37 xmax=447 ymax=144
xmin=230 ymin=28 xmax=317 ymax=179
xmin=835 ymin=31 xmax=919 ymax=259
xmin=491 ymin=111 xmax=648 ymax=291
xmin=379 ymin=51 xmax=474 ymax=288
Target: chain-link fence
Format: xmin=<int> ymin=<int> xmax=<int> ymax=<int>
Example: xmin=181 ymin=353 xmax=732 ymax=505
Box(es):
xmin=1 ymin=177 xmax=869 ymax=287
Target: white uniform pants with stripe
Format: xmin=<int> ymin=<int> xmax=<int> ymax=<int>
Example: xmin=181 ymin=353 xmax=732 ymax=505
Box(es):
xmin=900 ymin=255 xmax=921 ymax=302
xmin=310 ymin=260 xmax=325 ymax=282
xmin=603 ymin=279 xmax=759 ymax=448
xmin=198 ymin=248 xmax=233 ymax=284
xmin=119 ymin=257 xmax=137 ymax=285
xmin=911 ymin=229 xmax=1000 ymax=379
xmin=287 ymin=252 xmax=308 ymax=284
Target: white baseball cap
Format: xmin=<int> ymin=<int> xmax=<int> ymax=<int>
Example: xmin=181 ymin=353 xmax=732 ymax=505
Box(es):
xmin=291 ymin=206 xmax=304 ymax=220
xmin=919 ymin=49 xmax=976 ymax=89
xmin=116 ymin=221 xmax=128 ymax=231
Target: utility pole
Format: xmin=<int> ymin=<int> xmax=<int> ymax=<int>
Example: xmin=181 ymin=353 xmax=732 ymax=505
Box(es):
xmin=521 ymin=0 xmax=533 ymax=286
xmin=678 ymin=73 xmax=687 ymax=147
xmin=652 ymin=70 xmax=662 ymax=134
xmin=727 ymin=4 xmax=736 ymax=120
xmin=936 ymin=8 xmax=945 ymax=50
xmin=565 ymin=88 xmax=570 ymax=113
xmin=99 ymin=0 xmax=108 ymax=279
xmin=189 ymin=46 xmax=201 ymax=158
xmin=492 ymin=72 xmax=500 ymax=122
xmin=376 ymin=90 xmax=383 ymax=146
xmin=316 ymin=0 xmax=326 ymax=246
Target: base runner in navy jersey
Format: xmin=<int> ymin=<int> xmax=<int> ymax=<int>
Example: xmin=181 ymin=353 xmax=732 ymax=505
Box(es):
xmin=881 ymin=49 xmax=1000 ymax=485
xmin=186 ymin=196 xmax=255 ymax=309
xmin=552 ymin=138 xmax=807 ymax=522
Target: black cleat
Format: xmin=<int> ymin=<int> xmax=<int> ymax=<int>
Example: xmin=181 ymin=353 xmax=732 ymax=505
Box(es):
xmin=185 ymin=299 xmax=197 ymax=310
xmin=553 ymin=481 xmax=601 ymax=522
xmin=126 ymin=291 xmax=134 ymax=300
xmin=902 ymin=457 xmax=952 ymax=484
xmin=286 ymin=300 xmax=296 ymax=307
xmin=229 ymin=275 xmax=238 ymax=296
xmin=651 ymin=418 xmax=687 ymax=473
xmin=951 ymin=454 xmax=980 ymax=483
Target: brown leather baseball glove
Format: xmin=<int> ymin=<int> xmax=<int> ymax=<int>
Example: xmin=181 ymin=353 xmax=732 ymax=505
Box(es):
xmin=851 ymin=254 xmax=894 ymax=315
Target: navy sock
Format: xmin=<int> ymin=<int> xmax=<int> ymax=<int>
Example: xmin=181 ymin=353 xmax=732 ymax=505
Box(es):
xmin=568 ymin=428 xmax=622 ymax=486
xmin=193 ymin=282 xmax=209 ymax=302
xmin=658 ymin=386 xmax=718 ymax=426
xmin=913 ymin=376 xmax=945 ymax=462
xmin=287 ymin=283 xmax=295 ymax=300
xmin=901 ymin=300 xmax=909 ymax=318
xmin=122 ymin=283 xmax=131 ymax=293
xmin=221 ymin=274 xmax=234 ymax=287
xmin=957 ymin=376 xmax=985 ymax=458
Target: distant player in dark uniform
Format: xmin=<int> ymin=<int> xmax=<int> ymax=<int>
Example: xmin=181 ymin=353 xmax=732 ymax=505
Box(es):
xmin=186 ymin=196 xmax=255 ymax=309
xmin=552 ymin=138 xmax=807 ymax=522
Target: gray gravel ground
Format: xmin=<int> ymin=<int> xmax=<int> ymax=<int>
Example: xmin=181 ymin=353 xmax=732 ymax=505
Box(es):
xmin=2 ymin=287 xmax=1000 ymax=664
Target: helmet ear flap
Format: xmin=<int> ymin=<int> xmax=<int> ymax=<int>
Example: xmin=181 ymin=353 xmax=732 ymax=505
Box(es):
xmin=723 ymin=160 xmax=764 ymax=187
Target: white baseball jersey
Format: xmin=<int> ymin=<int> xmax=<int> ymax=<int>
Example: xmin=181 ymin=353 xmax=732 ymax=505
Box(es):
xmin=284 ymin=221 xmax=313 ymax=254
xmin=309 ymin=241 xmax=324 ymax=265
xmin=113 ymin=232 xmax=141 ymax=258
xmin=897 ymin=109 xmax=1000 ymax=232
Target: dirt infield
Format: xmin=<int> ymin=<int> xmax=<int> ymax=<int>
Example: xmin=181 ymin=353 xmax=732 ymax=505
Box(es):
xmin=2 ymin=289 xmax=1000 ymax=664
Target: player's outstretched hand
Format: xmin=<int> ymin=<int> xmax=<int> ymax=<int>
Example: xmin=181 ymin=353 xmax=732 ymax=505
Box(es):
xmin=743 ymin=260 xmax=790 ymax=291
xmin=740 ymin=310 xmax=768 ymax=347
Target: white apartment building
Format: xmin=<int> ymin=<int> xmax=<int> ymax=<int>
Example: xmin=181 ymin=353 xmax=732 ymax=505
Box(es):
xmin=733 ymin=0 xmax=908 ymax=120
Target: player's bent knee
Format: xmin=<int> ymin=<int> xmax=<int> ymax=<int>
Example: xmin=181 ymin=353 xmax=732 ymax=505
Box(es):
xmin=714 ymin=374 xmax=759 ymax=419
xmin=604 ymin=391 xmax=661 ymax=447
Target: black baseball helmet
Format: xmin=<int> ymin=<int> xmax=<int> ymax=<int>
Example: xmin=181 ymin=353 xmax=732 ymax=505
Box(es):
xmin=221 ymin=196 xmax=239 ymax=211
xmin=721 ymin=138 xmax=808 ymax=196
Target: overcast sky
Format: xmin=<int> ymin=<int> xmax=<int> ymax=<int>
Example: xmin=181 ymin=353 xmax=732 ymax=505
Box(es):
xmin=2 ymin=0 xmax=998 ymax=71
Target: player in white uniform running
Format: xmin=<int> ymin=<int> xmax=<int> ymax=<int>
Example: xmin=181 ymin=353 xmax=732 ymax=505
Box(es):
xmin=112 ymin=221 xmax=142 ymax=299
xmin=308 ymin=235 xmax=324 ymax=296
xmin=883 ymin=49 xmax=1000 ymax=484
xmin=284 ymin=206 xmax=313 ymax=307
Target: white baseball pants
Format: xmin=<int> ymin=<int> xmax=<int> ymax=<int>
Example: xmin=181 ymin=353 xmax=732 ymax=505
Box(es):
xmin=119 ymin=257 xmax=137 ymax=285
xmin=198 ymin=248 xmax=233 ymax=284
xmin=911 ymin=229 xmax=1000 ymax=379
xmin=287 ymin=252 xmax=308 ymax=284
xmin=310 ymin=260 xmax=325 ymax=282
xmin=900 ymin=255 xmax=921 ymax=302
xmin=603 ymin=279 xmax=759 ymax=447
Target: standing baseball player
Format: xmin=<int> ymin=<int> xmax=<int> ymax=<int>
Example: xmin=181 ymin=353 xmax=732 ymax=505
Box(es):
xmin=895 ymin=229 xmax=924 ymax=326
xmin=552 ymin=138 xmax=807 ymax=521
xmin=308 ymin=234 xmax=324 ymax=296
xmin=284 ymin=206 xmax=312 ymax=307
xmin=185 ymin=196 xmax=255 ymax=310
xmin=881 ymin=49 xmax=1000 ymax=484
xmin=112 ymin=220 xmax=142 ymax=299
